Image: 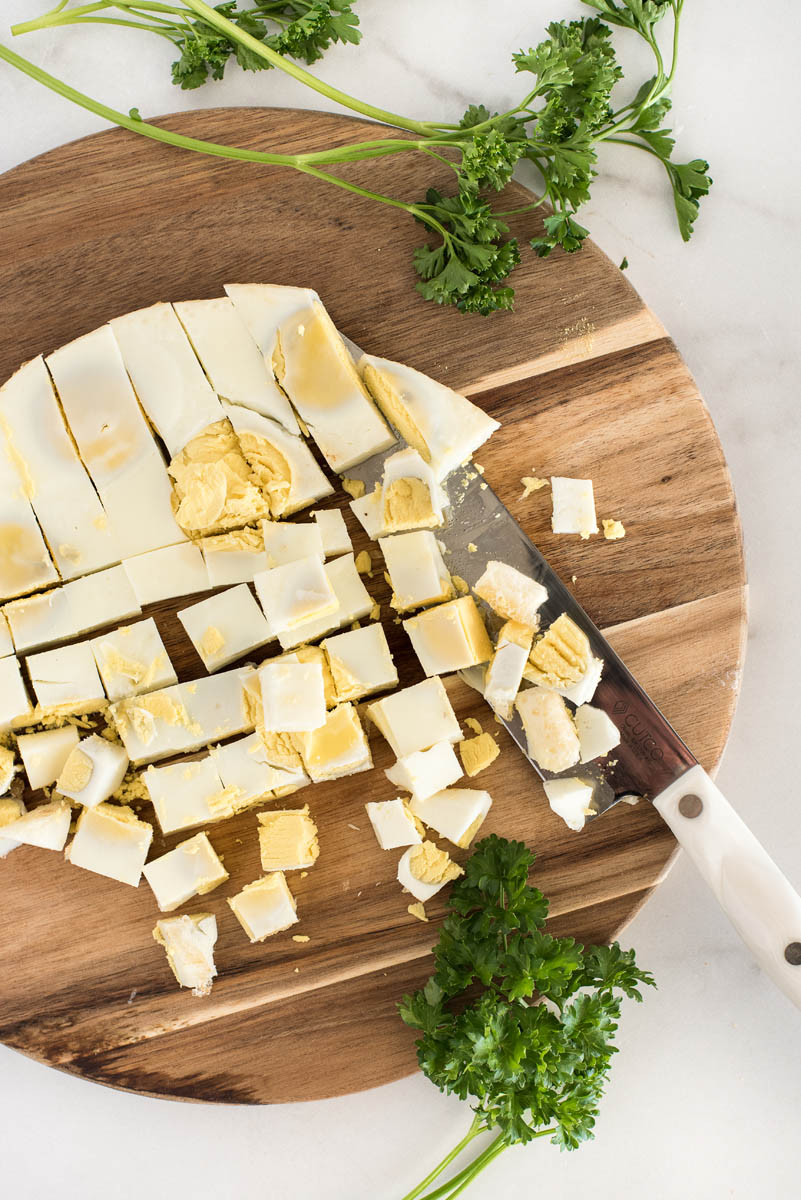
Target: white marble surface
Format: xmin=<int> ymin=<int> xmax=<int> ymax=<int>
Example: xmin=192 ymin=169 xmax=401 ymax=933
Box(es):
xmin=1 ymin=2 xmax=800 ymax=1197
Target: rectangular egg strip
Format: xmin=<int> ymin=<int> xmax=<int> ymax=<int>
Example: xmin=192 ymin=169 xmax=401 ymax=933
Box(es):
xmin=3 ymin=565 xmax=141 ymax=654
xmin=0 ymin=400 xmax=58 ymax=601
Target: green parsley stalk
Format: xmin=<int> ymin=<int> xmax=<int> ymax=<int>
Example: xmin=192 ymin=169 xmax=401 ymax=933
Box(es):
xmin=396 ymin=836 xmax=655 ymax=1199
xmin=3 ymin=0 xmax=710 ymax=314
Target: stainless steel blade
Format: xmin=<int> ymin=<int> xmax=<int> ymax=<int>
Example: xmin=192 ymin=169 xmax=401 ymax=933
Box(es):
xmin=342 ymin=339 xmax=698 ymax=817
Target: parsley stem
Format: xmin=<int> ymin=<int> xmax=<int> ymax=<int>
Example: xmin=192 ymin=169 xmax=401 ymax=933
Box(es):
xmin=399 ymin=1116 xmax=485 ymax=1200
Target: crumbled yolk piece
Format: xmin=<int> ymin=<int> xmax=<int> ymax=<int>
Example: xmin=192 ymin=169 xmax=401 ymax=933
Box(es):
xmin=342 ymin=477 xmax=365 ymax=500
xmin=520 ymin=476 xmax=549 ymax=499
xmin=0 ymin=748 xmax=17 ymax=795
xmin=602 ymin=518 xmax=626 ymax=540
xmin=407 ymin=902 xmax=428 ymax=922
xmin=459 ymin=733 xmax=499 ymax=778
xmin=257 ymin=806 xmax=319 ymax=871
xmin=408 ymin=840 xmax=463 ymax=886
xmin=451 ymin=575 xmax=469 ymax=595
xmin=383 ymin=478 xmax=436 ymax=531
xmin=464 ymin=717 xmax=483 ymax=735
xmin=354 ymin=549 xmax=372 ymax=575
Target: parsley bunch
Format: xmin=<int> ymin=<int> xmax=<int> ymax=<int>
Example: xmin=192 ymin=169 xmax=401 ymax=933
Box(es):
xmin=398 ymin=836 xmax=654 ymax=1198
xmin=4 ymin=0 xmax=709 ymax=315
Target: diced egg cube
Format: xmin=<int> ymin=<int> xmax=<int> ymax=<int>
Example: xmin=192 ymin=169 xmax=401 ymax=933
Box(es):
xmin=312 ymin=508 xmax=352 ymax=556
xmin=228 ymin=871 xmax=299 ymax=942
xmin=403 ymin=596 xmax=492 ymax=677
xmin=385 ymin=741 xmax=462 ymax=801
xmin=178 ymin=584 xmax=274 ymax=672
xmin=56 ymin=733 xmax=129 ymax=807
xmin=474 ymin=561 xmax=548 ymax=627
xmin=410 ymin=787 xmax=492 ymax=848
xmin=515 ymin=687 xmax=580 ymax=772
xmin=143 ymin=832 xmax=229 ymax=911
xmin=258 ymin=658 xmax=326 ymax=732
xmin=17 ymin=725 xmax=80 ymax=790
xmin=484 ymin=620 xmax=534 ymax=718
xmin=153 ymin=913 xmax=218 ymax=996
xmin=276 ymin=553 xmax=372 ymax=651
xmin=257 ymin=805 xmax=319 ymax=871
xmin=26 ymin=642 xmax=106 ymax=714
xmin=379 ymin=530 xmax=454 ymax=612
xmin=65 ymin=802 xmax=153 ymax=885
xmin=123 ymin=541 xmax=210 ymax=606
xmin=254 ymin=555 xmax=338 ymax=635
xmin=143 ymin=756 xmax=230 ymax=836
xmin=261 ymin=520 xmax=324 ymax=567
xmin=201 ymin=526 xmax=269 ymax=587
xmin=542 ymin=777 xmax=595 ymax=831
xmin=110 ymin=683 xmax=198 ymax=765
xmin=210 ymin=732 xmax=305 ymax=808
xmin=0 ymin=797 xmax=71 ymax=851
xmin=397 ymin=840 xmax=463 ymax=903
xmin=551 ymin=477 xmax=598 ymax=536
xmin=322 ymin=623 xmax=398 ymax=702
xmin=380 ymin=448 xmax=446 ymax=533
xmin=367 ymin=677 xmax=461 ymax=759
xmin=292 ymin=702 xmax=371 ymax=782
xmin=180 ymin=667 xmax=255 ymax=745
xmin=365 ymin=798 xmax=423 ymax=850
xmin=575 ymin=704 xmax=621 ymax=763
xmin=92 ymin=618 xmax=177 ymax=702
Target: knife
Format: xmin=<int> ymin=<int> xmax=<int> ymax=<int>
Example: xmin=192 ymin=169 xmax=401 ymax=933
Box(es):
xmin=342 ymin=349 xmax=801 ymax=1011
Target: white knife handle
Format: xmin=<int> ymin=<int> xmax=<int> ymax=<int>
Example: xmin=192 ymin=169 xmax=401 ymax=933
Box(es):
xmin=654 ymin=764 xmax=801 ymax=1010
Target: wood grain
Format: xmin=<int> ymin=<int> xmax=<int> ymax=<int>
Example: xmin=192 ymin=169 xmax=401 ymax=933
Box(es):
xmin=0 ymin=108 xmax=746 ymax=1104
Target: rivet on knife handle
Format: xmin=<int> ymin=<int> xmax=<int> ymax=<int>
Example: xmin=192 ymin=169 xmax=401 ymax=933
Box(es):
xmin=654 ymin=764 xmax=801 ymax=1010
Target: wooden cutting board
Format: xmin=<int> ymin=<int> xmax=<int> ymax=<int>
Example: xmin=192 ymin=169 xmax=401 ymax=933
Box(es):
xmin=0 ymin=108 xmax=746 ymax=1104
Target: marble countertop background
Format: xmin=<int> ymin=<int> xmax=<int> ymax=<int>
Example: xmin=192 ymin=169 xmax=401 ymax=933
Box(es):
xmin=1 ymin=2 xmax=800 ymax=1196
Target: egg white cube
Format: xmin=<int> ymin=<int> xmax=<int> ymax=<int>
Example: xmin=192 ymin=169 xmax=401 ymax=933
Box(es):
xmin=258 ymin=658 xmax=326 ymax=732
xmin=312 ymin=508 xmax=352 ymax=557
xmin=277 ymin=553 xmax=373 ymax=651
xmin=515 ymin=687 xmax=580 ymax=773
xmin=143 ymin=831 xmax=229 ymax=912
xmin=292 ymin=702 xmax=371 ymax=782
xmin=474 ymin=561 xmax=548 ymax=627
xmin=224 ymin=402 xmax=333 ymax=516
xmin=27 ymin=642 xmax=106 ymax=715
xmin=123 ymin=541 xmax=210 ymax=606
xmin=153 ymin=913 xmax=218 ymax=996
xmin=542 ymin=777 xmax=595 ymax=832
xmin=92 ymin=618 xmax=176 ymax=702
xmin=46 ymin=325 xmax=186 ymax=557
xmin=17 ymin=725 xmax=80 ymax=790
xmin=379 ymin=530 xmax=453 ymax=612
xmin=365 ymin=798 xmax=422 ymax=850
xmin=201 ymin=527 xmax=269 ymax=587
xmin=228 ymin=870 xmax=299 ymax=942
xmin=403 ymin=596 xmax=493 ymax=677
xmin=66 ymin=802 xmax=153 ymax=885
xmin=0 ymin=798 xmax=71 ymax=851
xmin=143 ymin=756 xmax=228 ymax=835
xmin=0 ymin=357 xmax=118 ymax=579
xmin=0 ymin=418 xmax=58 ymax=600
xmin=261 ymin=520 xmax=324 ymax=567
xmin=175 ymin=297 xmax=300 ymax=434
xmin=110 ymin=683 xmax=199 ymax=765
xmin=55 ymin=733 xmax=129 ymax=807
xmin=111 ymin=303 xmax=225 ymax=456
xmin=254 ymin=555 xmax=338 ymax=635
xmin=397 ymin=842 xmax=462 ymax=903
xmin=178 ymin=584 xmax=274 ymax=671
xmin=180 ymin=667 xmax=255 ymax=746
xmin=410 ymin=787 xmax=492 ymax=848
xmin=211 ymin=731 xmax=308 ymax=806
xmin=557 ymin=656 xmax=604 ymax=706
xmin=359 ymin=354 xmax=499 ymax=481
xmin=349 ymin=485 xmax=384 ymax=539
xmin=385 ymin=740 xmax=463 ymax=801
xmin=323 ymin=623 xmax=398 ymax=702
xmin=0 ymin=797 xmax=26 ymax=858
xmin=484 ymin=621 xmax=534 ymax=718
xmin=575 ymin=704 xmax=620 ymax=763
xmin=551 ymin=477 xmax=598 ymax=536
xmin=0 ymin=656 xmax=33 ymax=731
xmin=367 ymin=677 xmax=461 ymax=759
xmin=226 ymin=284 xmax=394 ymax=471
xmin=4 ymin=564 xmax=141 ymax=654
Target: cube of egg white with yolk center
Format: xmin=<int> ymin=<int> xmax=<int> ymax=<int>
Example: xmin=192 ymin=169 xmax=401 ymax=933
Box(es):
xmin=542 ymin=777 xmax=595 ymax=832
xmin=257 ymin=805 xmax=319 ymax=871
xmin=550 ymin=477 xmax=598 ymax=537
xmin=292 ymin=702 xmax=371 ymax=782
xmin=254 ymin=554 xmax=338 ymax=635
xmin=366 ymin=677 xmax=461 ymax=759
xmin=91 ymin=618 xmax=177 ymax=702
xmin=322 ymin=623 xmax=398 ymax=703
xmin=258 ymin=658 xmax=326 ymax=733
xmin=379 ymin=530 xmax=454 ymax=612
xmin=228 ymin=871 xmax=299 ymax=942
xmin=403 ymin=596 xmax=493 ymax=677
xmin=210 ymin=731 xmax=305 ymax=808
xmin=380 ymin=448 xmax=446 ymax=533
xmin=56 ymin=733 xmax=128 ymax=807
xmin=66 ymin=802 xmax=153 ymax=886
xmin=26 ymin=642 xmax=106 ymax=715
xmin=385 ymin=740 xmax=463 ymax=802
xmin=260 ymin=519 xmax=324 ymax=567
xmin=474 ymin=561 xmax=548 ymax=628
xmin=410 ymin=787 xmax=492 ymax=849
xmin=153 ymin=913 xmax=218 ymax=996
xmin=17 ymin=724 xmax=79 ymax=790
xmin=143 ymin=831 xmax=229 ymax=911
xmin=397 ymin=840 xmax=463 ymax=903
xmin=178 ymin=584 xmax=274 ymax=671
xmin=365 ymin=797 xmax=423 ymax=850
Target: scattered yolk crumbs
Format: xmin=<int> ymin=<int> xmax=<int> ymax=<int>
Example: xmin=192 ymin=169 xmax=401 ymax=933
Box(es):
xmin=602 ymin=518 xmax=626 ymax=540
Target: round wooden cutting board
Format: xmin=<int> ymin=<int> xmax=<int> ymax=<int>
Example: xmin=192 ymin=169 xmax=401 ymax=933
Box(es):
xmin=0 ymin=108 xmax=746 ymax=1104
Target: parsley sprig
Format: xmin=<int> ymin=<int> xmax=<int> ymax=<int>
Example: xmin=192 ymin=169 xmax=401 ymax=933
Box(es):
xmin=398 ymin=835 xmax=654 ymax=1198
xmin=4 ymin=0 xmax=709 ymax=314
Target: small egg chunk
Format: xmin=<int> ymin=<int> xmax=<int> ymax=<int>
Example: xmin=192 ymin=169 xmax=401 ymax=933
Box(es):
xmin=122 ymin=542 xmax=210 ymax=606
xmin=484 ymin=620 xmax=534 ymax=718
xmin=342 ymin=477 xmax=365 ymax=500
xmin=474 ymin=561 xmax=548 ymax=628
xmin=380 ymin=448 xmax=445 ymax=533
xmin=254 ymin=554 xmax=338 ymax=635
xmin=210 ymin=731 xmax=305 ymax=809
xmin=258 ymin=658 xmax=327 ymax=733
xmin=0 ymin=797 xmax=71 ymax=851
xmin=365 ymin=797 xmax=424 ymax=850
xmin=366 ymin=677 xmax=461 ymax=759
xmin=153 ymin=913 xmax=218 ymax=997
xmin=575 ymin=704 xmax=621 ymax=763
xmin=66 ymin=802 xmax=153 ymax=885
xmin=515 ymin=688 xmax=580 ymax=773
xmin=0 ymin=747 xmax=18 ymax=796
xmin=201 ymin=525 xmax=269 ymax=587
xmin=178 ymin=584 xmax=274 ymax=672
xmin=17 ymin=725 xmax=79 ymax=790
xmin=261 ymin=519 xmax=324 ymax=567
xmin=407 ymin=902 xmax=428 ymax=922
xmin=551 ymin=477 xmax=598 ymax=537
xmin=410 ymin=788 xmax=492 ymax=848
xmin=312 ymin=507 xmax=352 ymax=556
xmin=323 ymin=623 xmax=398 ymax=703
xmin=543 ymin=777 xmax=595 ymax=832
xmin=291 ymin=703 xmax=371 ymax=782
xmin=403 ymin=596 xmax=492 ymax=677
xmin=56 ymin=733 xmax=129 ymax=807
xmin=385 ymin=741 xmax=463 ymax=801
xmin=459 ymin=733 xmax=499 ymax=778
xmin=277 ymin=553 xmax=371 ymax=651
xmin=397 ymin=840 xmax=464 ymax=903
xmin=143 ymin=832 xmax=229 ymax=911
xmin=0 ymin=796 xmax=26 ymax=859
xmin=520 ymin=476 xmax=548 ymax=498
xmin=257 ymin=805 xmax=319 ymax=871
xmin=379 ymin=530 xmax=454 ymax=612
xmin=144 ymin=756 xmax=232 ymax=835
xmin=228 ymin=871 xmax=299 ymax=942
xmin=527 ymin=614 xmax=590 ymax=688
xmin=27 ymin=642 xmax=106 ymax=715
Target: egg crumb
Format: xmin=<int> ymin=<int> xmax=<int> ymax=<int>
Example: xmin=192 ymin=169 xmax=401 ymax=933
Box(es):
xmin=370 ymin=602 xmax=381 ymax=621
xmin=292 ymin=934 xmax=310 ymax=943
xmin=467 ymin=543 xmax=477 ymax=553
xmin=459 ymin=733 xmax=499 ymax=777
xmin=464 ymin=717 xmax=483 ymax=735
xmin=408 ymin=902 xmax=428 ymax=922
xmin=520 ymin=476 xmax=549 ymax=499
xmin=602 ymin=518 xmax=626 ymax=540
xmin=354 ymin=550 xmax=372 ymax=575
xmin=451 ymin=575 xmax=469 ymax=595
xmin=342 ymin=477 xmax=365 ymax=500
